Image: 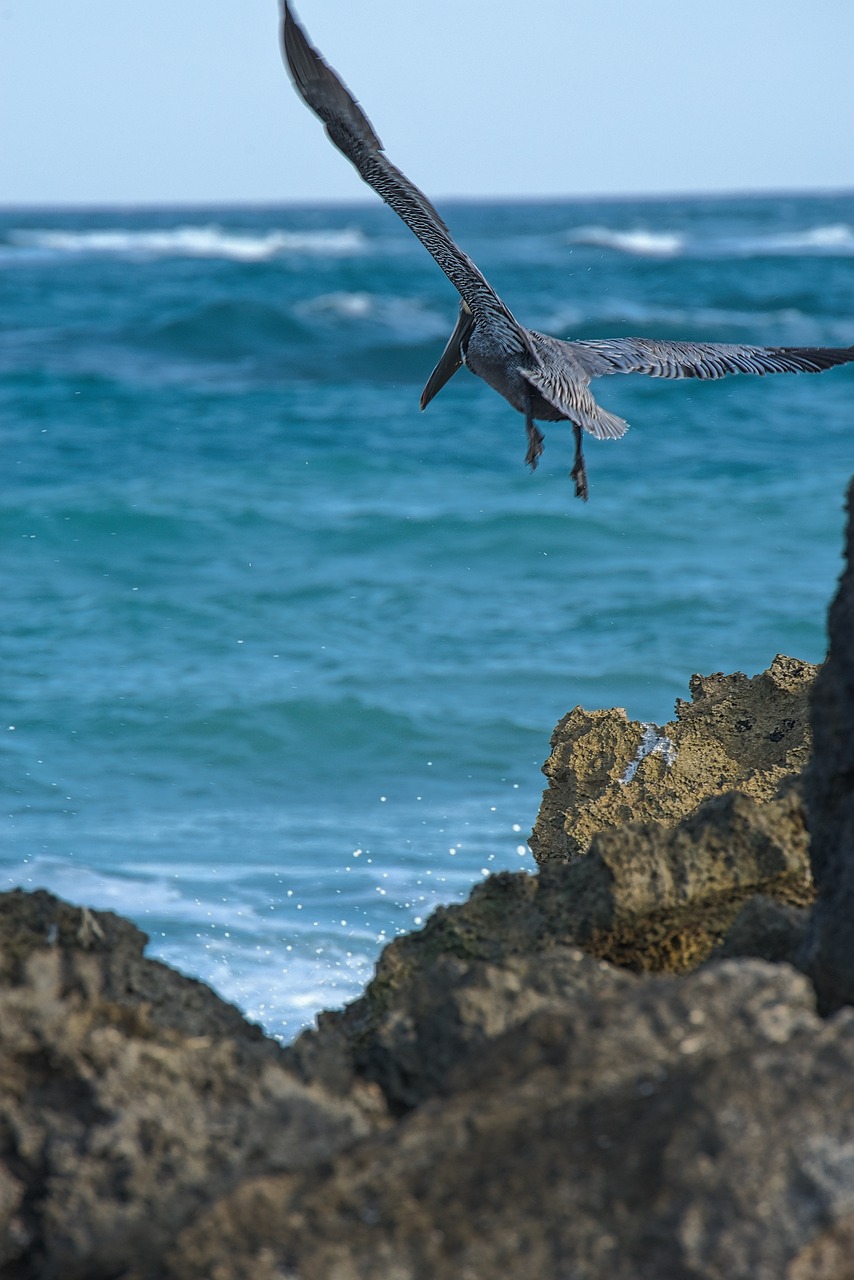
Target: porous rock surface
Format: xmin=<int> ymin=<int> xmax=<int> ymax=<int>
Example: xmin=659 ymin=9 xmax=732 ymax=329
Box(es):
xmin=531 ymin=652 xmax=817 ymax=864
xmin=169 ymin=962 xmax=854 ymax=1280
xmin=0 ymin=891 xmax=379 ymax=1279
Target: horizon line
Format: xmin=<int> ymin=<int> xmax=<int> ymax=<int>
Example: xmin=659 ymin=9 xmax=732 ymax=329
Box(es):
xmin=1 ymin=185 xmax=852 ymax=214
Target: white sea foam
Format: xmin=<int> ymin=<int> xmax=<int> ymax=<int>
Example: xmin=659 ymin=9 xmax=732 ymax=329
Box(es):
xmin=8 ymin=224 xmax=368 ymax=261
xmin=735 ymin=223 xmax=854 ymax=256
xmin=300 ymin=290 xmax=376 ymax=319
xmin=157 ymin=940 xmax=375 ymax=1040
xmin=1 ymin=855 xmax=377 ymax=1039
xmin=568 ymin=221 xmax=854 ymax=259
xmin=569 ymin=225 xmax=685 ymax=257
xmin=2 ymin=862 xmax=246 ymax=926
xmin=296 ymin=290 xmax=451 ymax=339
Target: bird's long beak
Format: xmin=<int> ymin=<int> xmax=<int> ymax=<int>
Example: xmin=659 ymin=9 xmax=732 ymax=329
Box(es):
xmin=420 ymin=303 xmax=475 ymax=410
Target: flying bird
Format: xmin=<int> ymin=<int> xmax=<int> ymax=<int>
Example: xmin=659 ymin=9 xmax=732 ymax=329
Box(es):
xmin=281 ymin=3 xmax=854 ymax=500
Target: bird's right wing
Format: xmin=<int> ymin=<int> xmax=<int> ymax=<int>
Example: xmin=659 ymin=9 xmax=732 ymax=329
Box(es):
xmin=568 ymin=337 xmax=854 ymax=381
xmin=282 ymin=3 xmax=517 ymax=331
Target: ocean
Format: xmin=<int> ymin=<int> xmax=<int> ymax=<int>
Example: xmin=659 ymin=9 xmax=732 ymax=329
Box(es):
xmin=2 ymin=192 xmax=853 ymax=1039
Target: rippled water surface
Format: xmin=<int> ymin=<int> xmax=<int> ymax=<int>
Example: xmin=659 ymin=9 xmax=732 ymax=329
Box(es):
xmin=3 ymin=193 xmax=853 ymax=1037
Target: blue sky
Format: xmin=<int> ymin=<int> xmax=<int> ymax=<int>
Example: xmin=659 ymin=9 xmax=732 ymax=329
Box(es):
xmin=2 ymin=0 xmax=853 ymax=205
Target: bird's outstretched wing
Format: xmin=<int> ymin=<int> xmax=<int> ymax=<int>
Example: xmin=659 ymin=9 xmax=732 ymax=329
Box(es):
xmin=568 ymin=337 xmax=854 ymax=382
xmin=282 ymin=3 xmax=518 ymax=333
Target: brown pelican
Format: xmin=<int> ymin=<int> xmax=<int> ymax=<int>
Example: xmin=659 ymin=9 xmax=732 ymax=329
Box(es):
xmin=282 ymin=3 xmax=854 ymax=500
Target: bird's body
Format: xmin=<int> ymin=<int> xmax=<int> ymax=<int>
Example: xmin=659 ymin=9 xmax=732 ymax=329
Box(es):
xmin=282 ymin=3 xmax=853 ymax=499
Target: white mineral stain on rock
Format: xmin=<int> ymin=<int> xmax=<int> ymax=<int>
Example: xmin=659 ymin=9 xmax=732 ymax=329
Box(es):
xmin=620 ymin=724 xmax=679 ymax=785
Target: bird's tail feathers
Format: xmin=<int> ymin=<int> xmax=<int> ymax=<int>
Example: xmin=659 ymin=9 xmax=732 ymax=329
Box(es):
xmin=521 ymin=366 xmax=629 ymax=440
xmin=583 ymin=407 xmax=630 ymax=441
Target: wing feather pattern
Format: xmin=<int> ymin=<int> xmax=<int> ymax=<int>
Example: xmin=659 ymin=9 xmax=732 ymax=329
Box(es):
xmin=520 ymin=364 xmax=629 ymax=439
xmin=569 ymin=337 xmax=854 ymax=381
xmin=282 ymin=3 xmax=517 ymax=329
xmin=520 ymin=332 xmax=629 ymax=439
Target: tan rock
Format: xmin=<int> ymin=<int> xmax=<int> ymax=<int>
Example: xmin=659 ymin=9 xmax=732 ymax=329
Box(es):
xmin=530 ymin=653 xmax=817 ymax=864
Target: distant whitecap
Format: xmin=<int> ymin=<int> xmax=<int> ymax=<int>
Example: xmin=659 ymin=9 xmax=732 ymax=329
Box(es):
xmin=296 ymin=290 xmax=451 ymax=340
xmin=7 ymin=224 xmax=368 ymax=261
xmin=569 ymin=225 xmax=685 ymax=257
xmin=736 ymin=223 xmax=854 ymax=256
xmin=567 ymin=221 xmax=854 ymax=260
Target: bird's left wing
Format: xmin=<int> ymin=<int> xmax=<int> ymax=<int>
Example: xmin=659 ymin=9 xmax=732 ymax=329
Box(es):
xmin=282 ymin=3 xmax=516 ymax=329
xmin=568 ymin=337 xmax=854 ymax=381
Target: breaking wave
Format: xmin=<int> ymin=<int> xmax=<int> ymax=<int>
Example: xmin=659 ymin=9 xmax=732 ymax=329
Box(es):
xmin=742 ymin=223 xmax=854 ymax=255
xmin=569 ymin=226 xmax=685 ymax=257
xmin=6 ymin=223 xmax=369 ymax=261
xmin=568 ymin=221 xmax=854 ymax=259
xmin=295 ymin=290 xmax=451 ymax=342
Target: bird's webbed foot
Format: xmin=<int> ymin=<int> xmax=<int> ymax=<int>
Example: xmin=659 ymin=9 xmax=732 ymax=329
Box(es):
xmin=570 ymin=423 xmax=589 ymax=501
xmin=525 ymin=422 xmax=545 ymax=470
xmin=520 ymin=385 xmax=544 ymax=470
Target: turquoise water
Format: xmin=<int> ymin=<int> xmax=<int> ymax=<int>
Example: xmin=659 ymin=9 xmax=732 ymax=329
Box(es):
xmin=2 ymin=193 xmax=853 ymax=1037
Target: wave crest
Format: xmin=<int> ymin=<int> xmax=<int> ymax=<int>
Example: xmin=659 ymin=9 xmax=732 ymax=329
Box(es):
xmin=7 ymin=223 xmax=368 ymax=261
xmin=569 ymin=226 xmax=685 ymax=257
xmin=296 ymin=291 xmax=451 ymax=341
xmin=567 ymin=221 xmax=854 ymax=259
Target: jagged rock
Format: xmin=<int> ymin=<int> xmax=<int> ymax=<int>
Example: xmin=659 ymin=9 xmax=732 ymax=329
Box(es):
xmin=0 ymin=891 xmax=380 ymax=1280
xmin=804 ymin=477 xmax=854 ymax=1014
xmin=715 ymin=894 xmax=810 ymax=967
xmin=7 ymin=888 xmax=853 ymax=1280
xmin=531 ymin=654 xmax=817 ymax=864
xmin=168 ymin=962 xmax=854 ymax=1280
xmin=0 ymin=889 xmax=263 ymax=1042
xmin=294 ymin=947 xmax=640 ymax=1113
xmin=574 ymin=781 xmax=814 ymax=971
